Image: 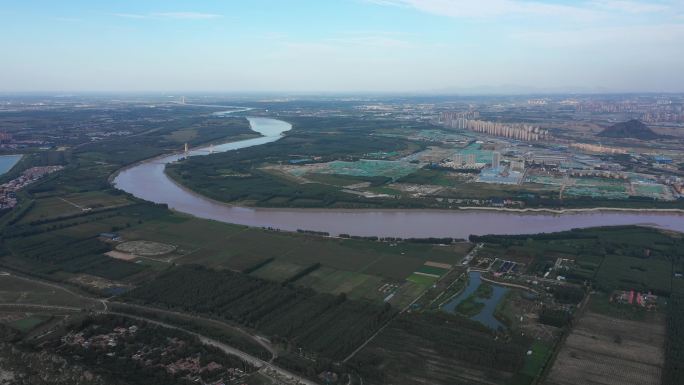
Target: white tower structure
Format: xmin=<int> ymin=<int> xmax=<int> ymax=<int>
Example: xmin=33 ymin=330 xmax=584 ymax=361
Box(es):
xmin=492 ymin=152 xmax=501 ymax=169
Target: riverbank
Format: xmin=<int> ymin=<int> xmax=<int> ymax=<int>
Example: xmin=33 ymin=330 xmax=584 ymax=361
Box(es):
xmin=457 ymin=205 xmax=684 ymax=215
xmin=113 ymin=116 xmax=684 ymax=238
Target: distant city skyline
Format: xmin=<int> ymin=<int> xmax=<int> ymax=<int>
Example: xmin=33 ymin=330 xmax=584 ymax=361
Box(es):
xmin=1 ymin=0 xmax=683 ymax=93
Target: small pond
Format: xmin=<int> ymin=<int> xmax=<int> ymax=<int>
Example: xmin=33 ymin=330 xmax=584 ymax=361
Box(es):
xmin=442 ymin=271 xmax=509 ymax=330
xmin=0 ymin=154 xmax=22 ymax=175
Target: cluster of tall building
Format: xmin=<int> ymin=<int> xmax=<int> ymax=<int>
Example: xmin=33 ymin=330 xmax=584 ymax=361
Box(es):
xmin=460 ymin=119 xmax=548 ymax=141
xmin=510 ymin=160 xmax=525 ymax=172
xmin=491 ymin=152 xmax=525 ymax=171
xmin=440 ymin=111 xmax=548 ymax=141
xmin=492 ymin=152 xmax=501 ymax=168
xmin=0 ymin=132 xmax=12 ymax=143
xmin=440 ymin=110 xmax=479 ymax=126
xmin=451 ymin=153 xmax=477 ymax=167
xmin=642 ymin=111 xmax=684 ymax=123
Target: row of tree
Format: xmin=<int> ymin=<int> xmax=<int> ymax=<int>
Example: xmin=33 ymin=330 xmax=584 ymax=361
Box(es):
xmin=663 ymin=294 xmax=684 ymax=385
xmin=124 ymin=265 xmax=396 ymax=361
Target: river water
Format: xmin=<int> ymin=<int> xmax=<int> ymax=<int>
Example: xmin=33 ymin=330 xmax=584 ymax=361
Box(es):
xmin=113 ymin=117 xmax=684 ymax=239
xmin=0 ymin=154 xmax=22 ymax=175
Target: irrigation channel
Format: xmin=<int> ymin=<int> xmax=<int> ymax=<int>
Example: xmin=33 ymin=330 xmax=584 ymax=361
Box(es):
xmin=113 ymin=115 xmax=684 ymax=239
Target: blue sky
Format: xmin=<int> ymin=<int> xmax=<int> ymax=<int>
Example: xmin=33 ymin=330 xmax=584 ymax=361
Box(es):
xmin=1 ymin=0 xmax=683 ymax=93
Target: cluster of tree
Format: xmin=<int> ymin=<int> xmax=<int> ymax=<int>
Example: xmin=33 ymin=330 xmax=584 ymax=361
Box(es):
xmin=241 ymin=257 xmax=275 ymax=274
xmin=282 ymin=263 xmax=321 ymax=285
xmin=520 ymin=195 xmax=684 ymax=210
xmin=4 ymin=210 xmax=121 ymax=239
xmin=1 ymin=203 xmax=171 ymax=283
xmin=550 ymin=285 xmax=586 ymax=304
xmin=663 ymin=294 xmax=684 ymax=385
xmin=2 ymin=199 xmax=35 ymax=227
xmin=5 ymin=233 xmax=143 ymax=281
xmin=77 ymin=116 xmax=254 ymax=166
xmin=275 ymin=352 xmax=336 ymax=380
xmin=472 ymin=227 xmax=684 ymax=296
xmin=339 ymin=234 xmax=379 ymax=241
xmin=469 ymin=229 xmax=600 ymax=244
xmin=164 ymin=116 xmax=431 ymax=209
xmin=539 ymin=307 xmax=573 ymax=328
xmin=123 ymin=265 xmax=396 ymax=362
xmin=296 ymin=229 xmax=330 ymax=236
xmin=109 ymin=303 xmax=272 ymax=360
xmin=405 ymin=237 xmax=460 ymax=244
xmin=40 ymin=314 xmax=253 ymax=385
xmin=337 ymin=234 xmax=466 ymax=244
xmin=0 ymin=323 xmax=23 ymax=343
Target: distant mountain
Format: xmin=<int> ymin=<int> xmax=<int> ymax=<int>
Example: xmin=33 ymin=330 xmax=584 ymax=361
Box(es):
xmin=598 ymin=119 xmax=661 ymax=140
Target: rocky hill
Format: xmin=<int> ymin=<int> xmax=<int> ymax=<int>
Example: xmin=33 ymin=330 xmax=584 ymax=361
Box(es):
xmin=598 ymin=119 xmax=661 ymax=140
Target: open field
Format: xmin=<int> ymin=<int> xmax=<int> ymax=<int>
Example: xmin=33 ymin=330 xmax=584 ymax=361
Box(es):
xmin=292 ymin=267 xmax=387 ymax=301
xmin=120 ymin=215 xmax=470 ymax=301
xmin=0 ymin=274 xmax=98 ymax=308
xmin=3 ymin=184 xmax=469 ymax=303
xmin=250 ymin=260 xmax=305 ymax=282
xmin=351 ymin=312 xmax=527 ymax=385
xmin=19 ymin=191 xmax=132 ymax=223
xmin=520 ymin=341 xmax=552 ymax=379
xmin=407 ymin=272 xmax=438 ymax=286
xmin=124 ymin=265 xmax=396 ymax=362
xmin=1 ymin=203 xmax=173 ymax=285
xmin=6 ymin=314 xmax=50 ymax=332
xmin=544 ymin=311 xmax=665 ymax=385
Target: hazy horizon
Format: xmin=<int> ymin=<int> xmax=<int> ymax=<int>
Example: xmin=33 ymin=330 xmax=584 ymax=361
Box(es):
xmin=2 ymin=0 xmax=683 ymax=93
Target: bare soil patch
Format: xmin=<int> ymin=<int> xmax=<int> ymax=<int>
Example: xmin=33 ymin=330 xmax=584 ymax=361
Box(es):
xmin=544 ymin=311 xmax=665 ymax=385
xmin=105 ymin=250 xmax=137 ymax=261
xmin=115 ymin=240 xmax=176 ymax=256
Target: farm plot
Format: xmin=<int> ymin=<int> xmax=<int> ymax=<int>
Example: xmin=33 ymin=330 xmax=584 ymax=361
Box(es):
xmin=121 ymin=215 xmax=469 ymax=301
xmin=249 ymin=260 xmax=306 ymax=282
xmin=20 ymin=191 xmax=132 ymax=223
xmin=295 ymin=267 xmax=387 ymax=301
xmin=544 ymin=311 xmax=665 ymax=385
xmin=0 ymin=274 xmax=97 ymax=309
xmin=351 ymin=312 xmax=524 ymax=385
xmin=7 ymin=315 xmax=50 ymax=332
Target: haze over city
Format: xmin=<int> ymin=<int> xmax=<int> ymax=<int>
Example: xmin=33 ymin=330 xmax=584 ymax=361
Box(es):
xmin=2 ymin=0 xmax=684 ymax=93
xmin=2 ymin=2 xmax=684 ymax=385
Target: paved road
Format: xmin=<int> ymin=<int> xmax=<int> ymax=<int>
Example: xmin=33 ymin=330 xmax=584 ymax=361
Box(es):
xmin=2 ymin=272 xmax=276 ymax=360
xmin=0 ymin=303 xmax=82 ymax=312
xmin=0 ymin=300 xmax=317 ymax=385
xmin=107 ymin=311 xmax=318 ymax=385
xmin=109 ymin=301 xmax=278 ymax=361
xmin=0 ymin=272 xmax=315 ymax=384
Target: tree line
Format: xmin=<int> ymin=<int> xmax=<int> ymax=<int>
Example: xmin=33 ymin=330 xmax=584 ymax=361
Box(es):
xmin=123 ymin=265 xmax=396 ymax=363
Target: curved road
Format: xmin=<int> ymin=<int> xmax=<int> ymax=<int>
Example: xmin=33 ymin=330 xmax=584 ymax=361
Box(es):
xmin=2 ymin=301 xmax=317 ymax=385
xmin=108 ymin=311 xmax=318 ymax=385
xmin=110 ymin=302 xmax=278 ymax=360
xmin=0 ymin=273 xmax=314 ymax=384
